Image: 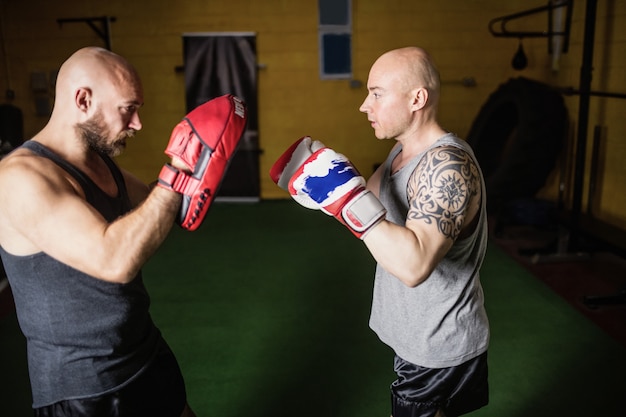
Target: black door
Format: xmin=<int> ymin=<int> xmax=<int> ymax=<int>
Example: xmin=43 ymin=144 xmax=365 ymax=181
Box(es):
xmin=183 ymin=32 xmax=260 ymax=202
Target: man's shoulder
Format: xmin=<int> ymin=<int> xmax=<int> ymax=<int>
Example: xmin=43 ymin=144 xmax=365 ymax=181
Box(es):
xmin=0 ymin=144 xmax=51 ymax=177
xmin=0 ymin=143 xmax=81 ymax=199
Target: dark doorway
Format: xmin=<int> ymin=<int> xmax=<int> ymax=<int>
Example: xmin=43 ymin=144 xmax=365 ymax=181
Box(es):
xmin=183 ymin=32 xmax=260 ymax=202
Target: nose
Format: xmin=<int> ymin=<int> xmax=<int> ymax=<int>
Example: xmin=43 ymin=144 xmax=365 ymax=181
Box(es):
xmin=129 ymin=112 xmax=142 ymax=131
xmin=359 ymin=97 xmax=369 ymax=114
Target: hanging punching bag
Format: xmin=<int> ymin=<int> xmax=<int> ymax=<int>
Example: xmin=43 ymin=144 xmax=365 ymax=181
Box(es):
xmin=512 ymin=40 xmax=528 ymax=70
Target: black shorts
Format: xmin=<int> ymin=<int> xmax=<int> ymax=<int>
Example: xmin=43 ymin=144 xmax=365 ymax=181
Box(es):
xmin=33 ymin=347 xmax=187 ymax=417
xmin=390 ymin=352 xmax=489 ymax=417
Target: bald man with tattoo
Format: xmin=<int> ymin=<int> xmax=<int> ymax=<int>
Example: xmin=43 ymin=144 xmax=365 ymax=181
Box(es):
xmin=361 ymin=47 xmax=490 ymax=417
xmin=271 ymin=46 xmax=489 ymax=417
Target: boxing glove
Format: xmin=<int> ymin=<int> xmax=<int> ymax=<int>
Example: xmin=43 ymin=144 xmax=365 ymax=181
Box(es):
xmin=272 ymin=138 xmax=386 ymax=239
xmin=157 ymin=94 xmax=247 ymax=231
xmin=270 ymin=136 xmax=325 ymax=209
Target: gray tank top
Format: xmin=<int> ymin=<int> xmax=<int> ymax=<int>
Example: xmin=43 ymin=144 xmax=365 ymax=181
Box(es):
xmin=0 ymin=140 xmax=162 ymax=407
xmin=369 ymin=133 xmax=490 ymax=368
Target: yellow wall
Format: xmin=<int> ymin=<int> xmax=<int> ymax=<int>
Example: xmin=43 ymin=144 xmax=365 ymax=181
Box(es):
xmin=1 ymin=0 xmax=625 ymax=230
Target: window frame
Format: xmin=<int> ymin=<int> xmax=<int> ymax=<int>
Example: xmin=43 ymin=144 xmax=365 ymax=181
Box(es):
xmin=318 ymin=0 xmax=352 ymax=80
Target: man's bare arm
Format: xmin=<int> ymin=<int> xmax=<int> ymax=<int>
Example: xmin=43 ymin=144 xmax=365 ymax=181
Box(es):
xmin=363 ymin=146 xmax=480 ymax=287
xmin=0 ymin=154 xmax=181 ymax=284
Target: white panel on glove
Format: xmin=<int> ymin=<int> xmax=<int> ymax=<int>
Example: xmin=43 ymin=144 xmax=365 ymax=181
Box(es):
xmin=289 ymin=148 xmax=366 ymax=209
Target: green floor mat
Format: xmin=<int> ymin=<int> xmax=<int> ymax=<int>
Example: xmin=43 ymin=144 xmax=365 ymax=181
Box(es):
xmin=1 ymin=201 xmax=624 ymax=416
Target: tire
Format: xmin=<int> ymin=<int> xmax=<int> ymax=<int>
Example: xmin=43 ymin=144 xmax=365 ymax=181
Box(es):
xmin=466 ymin=77 xmax=568 ymax=209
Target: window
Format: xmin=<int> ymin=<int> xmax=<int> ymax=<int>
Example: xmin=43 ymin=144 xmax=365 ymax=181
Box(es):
xmin=318 ymin=0 xmax=352 ymax=79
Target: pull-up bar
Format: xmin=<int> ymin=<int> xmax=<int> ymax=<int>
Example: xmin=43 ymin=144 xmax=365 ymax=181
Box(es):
xmin=489 ymin=0 xmax=573 ymax=54
xmin=57 ymin=16 xmax=116 ymax=50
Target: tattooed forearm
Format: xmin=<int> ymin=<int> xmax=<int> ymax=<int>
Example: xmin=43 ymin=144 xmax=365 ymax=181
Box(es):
xmin=407 ymin=146 xmax=480 ymax=240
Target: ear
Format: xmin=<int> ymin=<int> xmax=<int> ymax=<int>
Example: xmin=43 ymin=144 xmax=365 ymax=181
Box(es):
xmin=75 ymin=87 xmax=92 ymax=112
xmin=410 ymin=87 xmax=429 ymax=111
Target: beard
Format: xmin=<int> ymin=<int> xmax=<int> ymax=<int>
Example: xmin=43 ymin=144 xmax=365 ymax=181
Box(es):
xmin=76 ymin=111 xmax=135 ymax=157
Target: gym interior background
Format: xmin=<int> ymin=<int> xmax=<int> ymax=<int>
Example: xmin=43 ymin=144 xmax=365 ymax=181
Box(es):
xmin=1 ymin=0 xmax=625 ymax=415
xmin=0 ymin=0 xmax=624 ymax=232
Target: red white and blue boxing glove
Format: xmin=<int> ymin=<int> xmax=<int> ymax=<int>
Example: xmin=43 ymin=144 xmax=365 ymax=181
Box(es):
xmin=157 ymin=94 xmax=247 ymax=231
xmin=270 ymin=136 xmax=325 ymax=209
xmin=270 ymin=137 xmax=386 ymax=239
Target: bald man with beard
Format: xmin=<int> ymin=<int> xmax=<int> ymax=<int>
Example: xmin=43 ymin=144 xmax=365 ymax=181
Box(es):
xmin=0 ymin=47 xmax=196 ymax=416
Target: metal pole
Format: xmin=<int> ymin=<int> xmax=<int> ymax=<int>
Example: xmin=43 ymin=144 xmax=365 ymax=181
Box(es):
xmin=570 ymin=0 xmax=597 ymax=250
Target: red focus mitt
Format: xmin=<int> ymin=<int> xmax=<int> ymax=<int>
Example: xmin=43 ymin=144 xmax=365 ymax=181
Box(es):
xmin=157 ymin=94 xmax=247 ymax=231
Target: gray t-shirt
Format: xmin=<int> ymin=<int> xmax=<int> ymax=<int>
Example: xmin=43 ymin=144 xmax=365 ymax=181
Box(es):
xmin=369 ymin=133 xmax=490 ymax=368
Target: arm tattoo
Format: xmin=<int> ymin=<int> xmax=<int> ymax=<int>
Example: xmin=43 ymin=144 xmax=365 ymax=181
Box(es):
xmin=407 ymin=146 xmax=480 ymax=240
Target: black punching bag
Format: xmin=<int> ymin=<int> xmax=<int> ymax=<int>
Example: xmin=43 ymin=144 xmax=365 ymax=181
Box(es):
xmin=512 ymin=41 xmax=528 ymax=70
